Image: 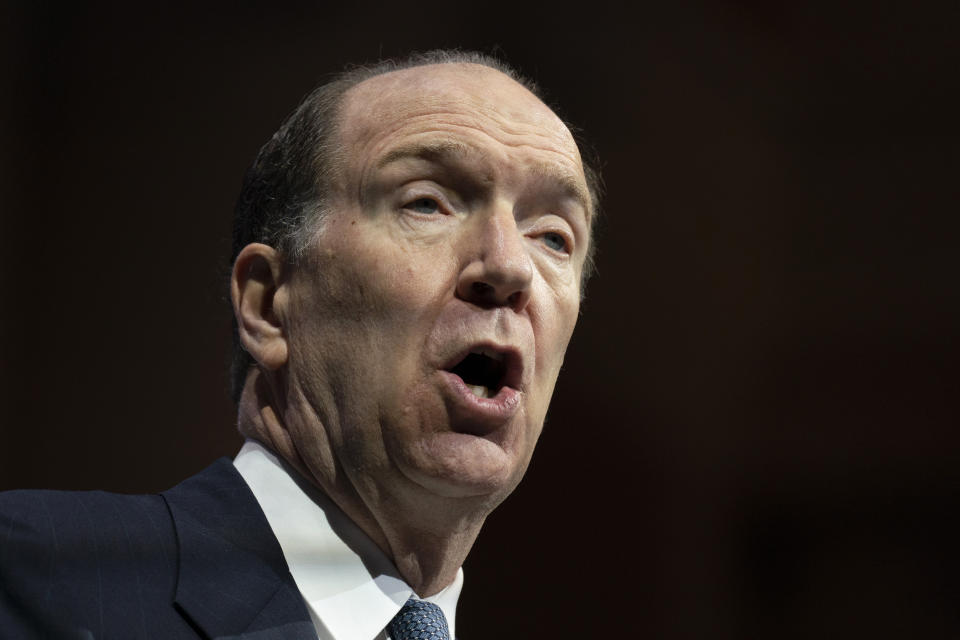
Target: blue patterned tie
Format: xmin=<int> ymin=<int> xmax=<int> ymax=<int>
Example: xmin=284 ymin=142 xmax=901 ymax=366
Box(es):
xmin=387 ymin=598 xmax=451 ymax=640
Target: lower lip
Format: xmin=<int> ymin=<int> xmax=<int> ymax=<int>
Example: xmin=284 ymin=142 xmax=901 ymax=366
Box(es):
xmin=439 ymin=371 xmax=522 ymax=432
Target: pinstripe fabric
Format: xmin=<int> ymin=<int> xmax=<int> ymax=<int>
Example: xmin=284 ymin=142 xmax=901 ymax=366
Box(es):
xmin=0 ymin=459 xmax=316 ymax=639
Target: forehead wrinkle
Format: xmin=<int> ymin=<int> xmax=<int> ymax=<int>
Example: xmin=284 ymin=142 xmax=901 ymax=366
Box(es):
xmin=347 ymin=82 xmax=579 ymax=154
xmin=368 ymin=130 xmax=593 ymax=226
xmin=358 ymin=109 xmax=578 ymax=159
xmin=368 ymin=117 xmax=585 ymax=182
xmin=341 ymin=72 xmax=591 ymax=219
xmin=412 ymin=110 xmax=580 ymax=166
xmin=375 ymin=138 xmax=477 ymax=170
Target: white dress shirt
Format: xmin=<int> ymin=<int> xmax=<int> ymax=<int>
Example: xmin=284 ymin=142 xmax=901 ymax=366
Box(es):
xmin=234 ymin=440 xmax=462 ymax=640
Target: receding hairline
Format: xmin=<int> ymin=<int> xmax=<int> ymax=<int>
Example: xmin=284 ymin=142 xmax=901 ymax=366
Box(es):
xmin=342 ymin=61 xmax=528 ymax=99
xmin=335 ymin=60 xmax=576 ymax=148
xmin=332 ymin=62 xmax=593 ymax=217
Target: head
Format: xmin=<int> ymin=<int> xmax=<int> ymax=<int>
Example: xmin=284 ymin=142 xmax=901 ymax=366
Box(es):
xmin=230 ymin=51 xmax=600 ymax=547
xmin=230 ymin=51 xmax=601 ymax=401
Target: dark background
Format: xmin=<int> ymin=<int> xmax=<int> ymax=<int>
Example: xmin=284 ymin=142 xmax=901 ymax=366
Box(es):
xmin=2 ymin=1 xmax=958 ymax=637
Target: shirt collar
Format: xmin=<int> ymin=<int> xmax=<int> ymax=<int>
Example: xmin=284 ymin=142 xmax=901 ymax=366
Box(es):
xmin=233 ymin=440 xmax=462 ymax=640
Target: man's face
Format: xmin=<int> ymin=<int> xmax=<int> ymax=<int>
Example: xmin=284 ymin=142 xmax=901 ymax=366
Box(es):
xmin=280 ymin=64 xmax=591 ymax=513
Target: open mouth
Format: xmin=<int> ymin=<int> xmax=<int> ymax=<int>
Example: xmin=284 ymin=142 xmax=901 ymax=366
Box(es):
xmin=445 ymin=347 xmax=516 ymax=399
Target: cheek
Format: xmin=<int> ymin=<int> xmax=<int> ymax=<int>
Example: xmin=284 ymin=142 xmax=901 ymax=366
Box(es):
xmin=537 ymin=282 xmax=581 ymax=367
xmin=528 ymin=284 xmax=580 ymax=407
xmin=333 ymin=224 xmax=459 ymax=320
xmin=292 ymin=225 xmax=461 ymax=404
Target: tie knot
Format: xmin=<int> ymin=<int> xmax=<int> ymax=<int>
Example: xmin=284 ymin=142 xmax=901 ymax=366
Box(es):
xmin=387 ymin=598 xmax=451 ymax=640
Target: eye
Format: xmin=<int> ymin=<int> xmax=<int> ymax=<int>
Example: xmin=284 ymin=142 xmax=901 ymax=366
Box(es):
xmin=541 ymin=231 xmax=570 ymax=253
xmin=404 ymin=196 xmax=442 ymax=214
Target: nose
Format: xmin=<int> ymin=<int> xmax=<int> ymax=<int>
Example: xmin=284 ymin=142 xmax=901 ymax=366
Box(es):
xmin=456 ymin=206 xmax=533 ymax=312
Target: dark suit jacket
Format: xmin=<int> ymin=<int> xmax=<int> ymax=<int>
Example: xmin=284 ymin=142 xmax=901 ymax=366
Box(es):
xmin=0 ymin=459 xmax=317 ymax=640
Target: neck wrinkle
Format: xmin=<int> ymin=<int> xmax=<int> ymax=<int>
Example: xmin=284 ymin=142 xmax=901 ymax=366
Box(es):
xmin=237 ymin=367 xmax=484 ymax=598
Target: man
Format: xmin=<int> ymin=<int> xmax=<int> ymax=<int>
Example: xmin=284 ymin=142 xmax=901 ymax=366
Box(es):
xmin=0 ymin=50 xmax=600 ymax=639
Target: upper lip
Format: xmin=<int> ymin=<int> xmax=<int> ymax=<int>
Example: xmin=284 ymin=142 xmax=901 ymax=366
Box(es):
xmin=441 ymin=342 xmax=525 ymax=391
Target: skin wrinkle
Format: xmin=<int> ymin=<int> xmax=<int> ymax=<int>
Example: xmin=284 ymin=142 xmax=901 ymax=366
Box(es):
xmin=370 ymin=150 xmax=587 ymax=265
xmin=377 ymin=114 xmax=579 ymax=161
xmin=344 ymin=75 xmax=588 ymax=217
xmin=358 ymin=120 xmax=584 ymax=198
xmin=375 ymin=140 xmax=592 ymax=230
xmin=234 ymin=62 xmax=588 ymax=596
xmin=375 ymin=168 xmax=587 ymax=262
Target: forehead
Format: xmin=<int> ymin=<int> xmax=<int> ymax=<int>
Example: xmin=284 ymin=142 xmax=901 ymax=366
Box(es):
xmin=336 ymin=63 xmax=587 ymax=203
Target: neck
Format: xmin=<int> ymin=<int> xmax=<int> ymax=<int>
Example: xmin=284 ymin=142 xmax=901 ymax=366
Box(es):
xmin=375 ymin=499 xmax=486 ymax=596
xmin=237 ymin=369 xmax=485 ymax=596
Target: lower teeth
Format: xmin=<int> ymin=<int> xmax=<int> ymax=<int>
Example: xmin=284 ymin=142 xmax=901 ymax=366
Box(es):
xmin=467 ymin=384 xmax=490 ymax=398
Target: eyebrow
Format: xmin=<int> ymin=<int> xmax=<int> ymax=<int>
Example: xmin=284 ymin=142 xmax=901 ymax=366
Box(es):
xmin=376 ymin=139 xmax=475 ymax=169
xmin=375 ymin=140 xmax=594 ymax=224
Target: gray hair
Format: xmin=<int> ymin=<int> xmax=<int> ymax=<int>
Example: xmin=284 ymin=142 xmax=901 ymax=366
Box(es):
xmin=230 ymin=49 xmax=603 ymax=402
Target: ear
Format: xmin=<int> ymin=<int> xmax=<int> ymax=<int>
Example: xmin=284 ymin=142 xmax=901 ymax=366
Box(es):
xmin=231 ymin=243 xmax=288 ymax=370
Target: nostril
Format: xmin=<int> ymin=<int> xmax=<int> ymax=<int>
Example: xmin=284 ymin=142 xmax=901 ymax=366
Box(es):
xmin=471 ymin=282 xmax=494 ymax=296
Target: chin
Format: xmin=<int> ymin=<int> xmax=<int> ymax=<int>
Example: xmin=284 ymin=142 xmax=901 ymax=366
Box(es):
xmin=398 ymin=430 xmax=533 ymax=501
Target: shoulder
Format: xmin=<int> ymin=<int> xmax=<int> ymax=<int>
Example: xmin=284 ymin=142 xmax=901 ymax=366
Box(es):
xmin=0 ymin=488 xmax=179 ymax=638
xmin=0 ymin=487 xmax=173 ymax=556
xmin=0 ymin=461 xmax=262 ymax=638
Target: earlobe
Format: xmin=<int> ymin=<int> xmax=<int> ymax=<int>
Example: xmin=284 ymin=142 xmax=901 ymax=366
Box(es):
xmin=231 ymin=243 xmax=289 ymax=370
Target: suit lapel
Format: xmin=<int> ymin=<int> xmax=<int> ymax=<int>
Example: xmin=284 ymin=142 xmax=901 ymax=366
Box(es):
xmin=161 ymin=459 xmax=316 ymax=640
